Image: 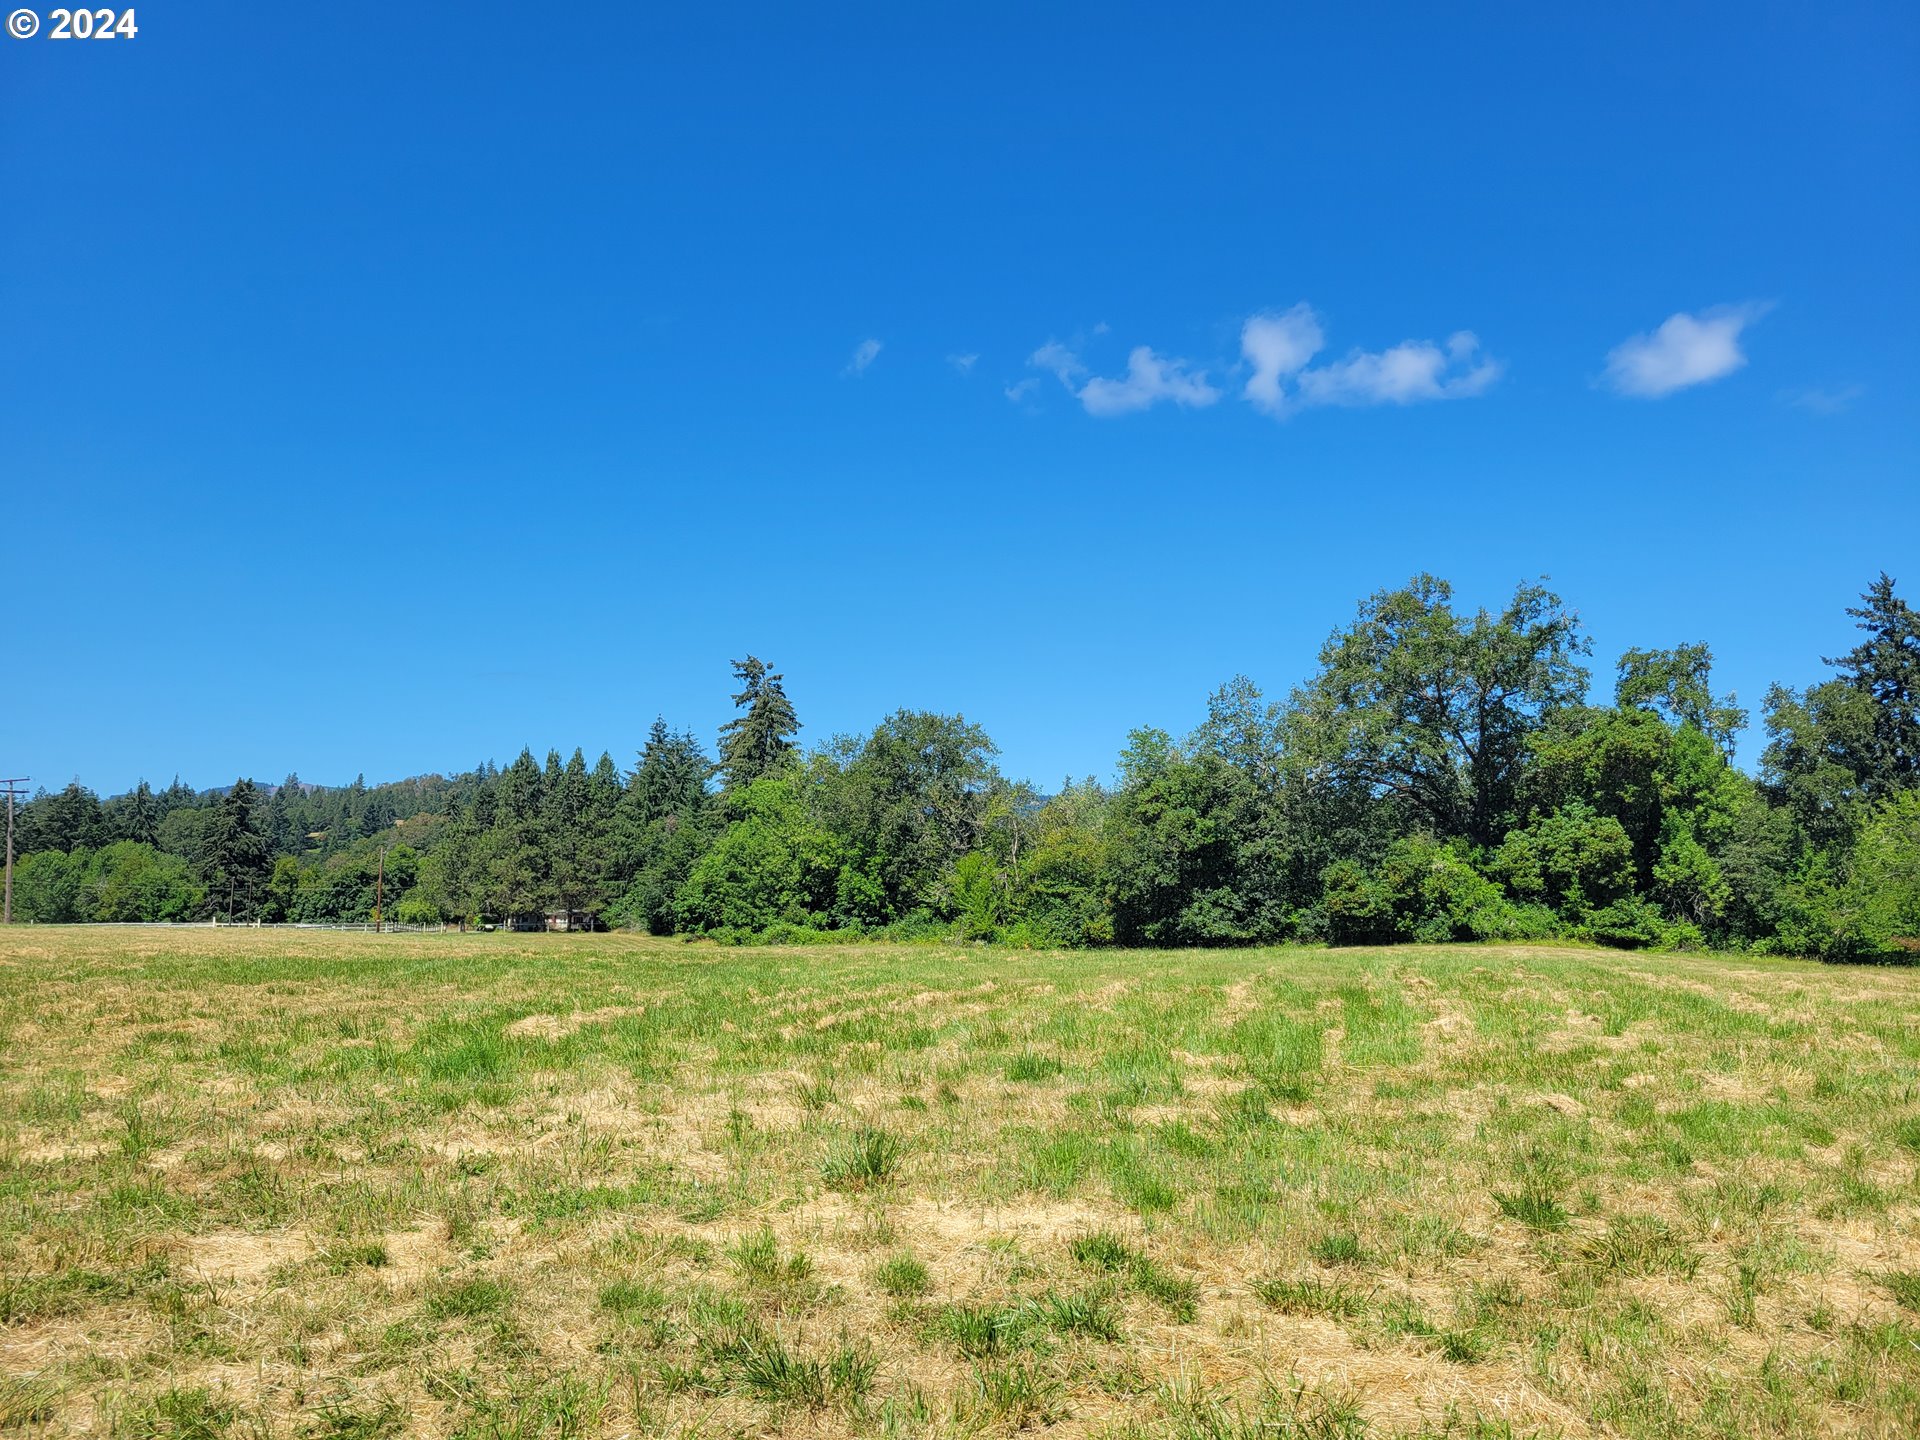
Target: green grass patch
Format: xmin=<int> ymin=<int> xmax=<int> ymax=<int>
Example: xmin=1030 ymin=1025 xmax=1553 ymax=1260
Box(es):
xmin=874 ymin=1253 xmax=931 ymax=1297
xmin=1006 ymin=1051 xmax=1065 ymax=1082
xmin=1253 ymin=1275 xmax=1369 ymax=1318
xmin=820 ymin=1127 xmax=904 ymax=1190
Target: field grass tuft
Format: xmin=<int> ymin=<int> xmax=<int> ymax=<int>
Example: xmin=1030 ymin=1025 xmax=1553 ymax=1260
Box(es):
xmin=873 ymin=1252 xmax=930 ymax=1297
xmin=820 ymin=1126 xmax=904 ymax=1190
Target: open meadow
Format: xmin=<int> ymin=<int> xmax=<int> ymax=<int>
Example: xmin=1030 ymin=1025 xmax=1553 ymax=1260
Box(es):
xmin=1 ymin=929 xmax=1917 ymax=1439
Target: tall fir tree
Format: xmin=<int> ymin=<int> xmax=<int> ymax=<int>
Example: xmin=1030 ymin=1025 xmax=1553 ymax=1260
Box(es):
xmin=112 ymin=780 xmax=161 ymax=847
xmin=203 ymin=779 xmax=272 ymax=920
xmin=266 ymin=774 xmax=304 ymax=855
xmin=32 ymin=783 xmax=106 ymax=854
xmin=717 ymin=656 xmax=800 ymax=792
xmin=1828 ymin=573 xmax=1919 ymax=792
xmin=631 ymin=718 xmax=711 ymax=825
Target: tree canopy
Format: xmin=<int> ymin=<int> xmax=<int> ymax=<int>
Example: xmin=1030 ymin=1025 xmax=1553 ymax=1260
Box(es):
xmin=10 ymin=575 xmax=1916 ymax=962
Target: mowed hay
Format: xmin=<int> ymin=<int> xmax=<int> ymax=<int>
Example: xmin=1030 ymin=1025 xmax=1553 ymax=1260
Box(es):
xmin=0 ymin=929 xmax=1918 ymax=1437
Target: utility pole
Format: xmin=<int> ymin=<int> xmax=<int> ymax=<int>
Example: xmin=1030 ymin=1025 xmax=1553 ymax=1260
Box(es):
xmin=2 ymin=778 xmax=29 ymax=924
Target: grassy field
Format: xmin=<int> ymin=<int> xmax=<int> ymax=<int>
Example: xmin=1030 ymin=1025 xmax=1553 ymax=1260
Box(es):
xmin=1 ymin=931 xmax=1917 ymax=1439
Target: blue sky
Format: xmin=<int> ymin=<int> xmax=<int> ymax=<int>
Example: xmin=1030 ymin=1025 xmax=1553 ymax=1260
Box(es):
xmin=3 ymin=2 xmax=1915 ymax=795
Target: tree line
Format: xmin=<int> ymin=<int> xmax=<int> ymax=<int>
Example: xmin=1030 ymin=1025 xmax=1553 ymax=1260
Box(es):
xmin=9 ymin=575 xmax=1917 ymax=960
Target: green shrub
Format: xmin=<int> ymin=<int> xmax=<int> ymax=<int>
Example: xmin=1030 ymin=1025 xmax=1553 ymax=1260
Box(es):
xmin=1324 ymin=836 xmax=1525 ymax=946
xmin=1580 ymin=896 xmax=1671 ymax=950
xmin=393 ymin=894 xmax=441 ymax=926
xmin=1492 ymin=803 xmax=1636 ymax=916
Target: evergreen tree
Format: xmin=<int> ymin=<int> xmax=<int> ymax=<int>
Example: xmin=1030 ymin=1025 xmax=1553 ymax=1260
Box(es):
xmin=266 ymin=774 xmax=304 ymax=855
xmin=487 ymin=749 xmax=548 ymax=920
xmin=590 ymin=751 xmax=624 ymax=805
xmin=337 ymin=774 xmax=369 ymax=849
xmin=28 ymin=782 xmax=106 ymax=854
xmin=1763 ymin=574 xmax=1920 ymax=849
xmin=358 ymin=790 xmax=396 ymax=838
xmin=1828 ymin=573 xmax=1920 ymax=793
xmin=106 ymin=780 xmax=161 ymax=847
xmin=203 ymin=778 xmax=272 ymax=920
xmin=608 ymin=722 xmax=715 ymax=931
xmin=717 ymin=656 xmax=800 ymax=791
xmin=546 ymin=748 xmax=596 ymax=916
xmin=631 ymin=718 xmax=712 ymax=825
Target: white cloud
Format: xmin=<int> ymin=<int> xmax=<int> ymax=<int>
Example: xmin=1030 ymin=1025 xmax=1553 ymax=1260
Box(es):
xmin=1239 ymin=306 xmax=1499 ymax=416
xmin=1028 ymin=339 xmax=1218 ymax=416
xmin=1241 ymin=305 xmax=1326 ymax=415
xmin=1603 ymin=304 xmax=1767 ymax=398
xmin=1029 ymin=340 xmax=1086 ymax=388
xmin=1295 ymin=331 xmax=1501 ymax=408
xmin=946 ymin=352 xmax=979 ymax=374
xmin=1023 ymin=309 xmax=1501 ymax=421
xmin=1779 ymin=383 xmax=1861 ymax=416
xmin=1003 ymin=377 xmax=1042 ymax=404
xmin=842 ymin=337 xmax=883 ymax=377
xmin=1078 ymin=346 xmax=1221 ymax=416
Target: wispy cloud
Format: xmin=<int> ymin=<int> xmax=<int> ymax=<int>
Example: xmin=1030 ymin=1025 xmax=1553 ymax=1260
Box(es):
xmin=1029 ymin=340 xmax=1087 ymax=388
xmin=946 ymin=352 xmax=979 ymax=374
xmin=1018 ymin=308 xmax=1500 ymax=420
xmin=1296 ymin=332 xmax=1501 ymax=408
xmin=1602 ymin=304 xmax=1768 ymax=398
xmin=1240 ymin=305 xmax=1499 ymax=417
xmin=842 ymin=337 xmax=883 ymax=377
xmin=1778 ymin=384 xmax=1861 ymax=416
xmin=1003 ymin=377 xmax=1042 ymax=405
xmin=1026 ymin=340 xmax=1220 ymax=416
xmin=1080 ymin=347 xmax=1221 ymax=416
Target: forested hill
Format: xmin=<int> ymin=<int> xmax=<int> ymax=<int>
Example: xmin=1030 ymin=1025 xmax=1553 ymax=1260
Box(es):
xmin=9 ymin=575 xmax=1918 ymax=961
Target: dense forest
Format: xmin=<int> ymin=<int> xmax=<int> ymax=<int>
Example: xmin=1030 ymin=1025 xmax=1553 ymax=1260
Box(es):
xmin=9 ymin=575 xmax=1917 ymax=960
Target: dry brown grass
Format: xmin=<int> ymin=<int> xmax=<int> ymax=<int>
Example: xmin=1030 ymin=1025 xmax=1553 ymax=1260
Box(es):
xmin=1 ymin=928 xmax=1917 ymax=1438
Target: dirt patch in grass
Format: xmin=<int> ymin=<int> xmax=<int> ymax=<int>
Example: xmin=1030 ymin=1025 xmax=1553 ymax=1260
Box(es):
xmin=181 ymin=1228 xmax=311 ymax=1283
xmin=1218 ymin=976 xmax=1262 ymax=1025
xmin=381 ymin=1220 xmax=455 ymax=1287
xmin=12 ymin=1138 xmax=111 ymax=1163
xmin=503 ymin=1004 xmax=647 ymax=1040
